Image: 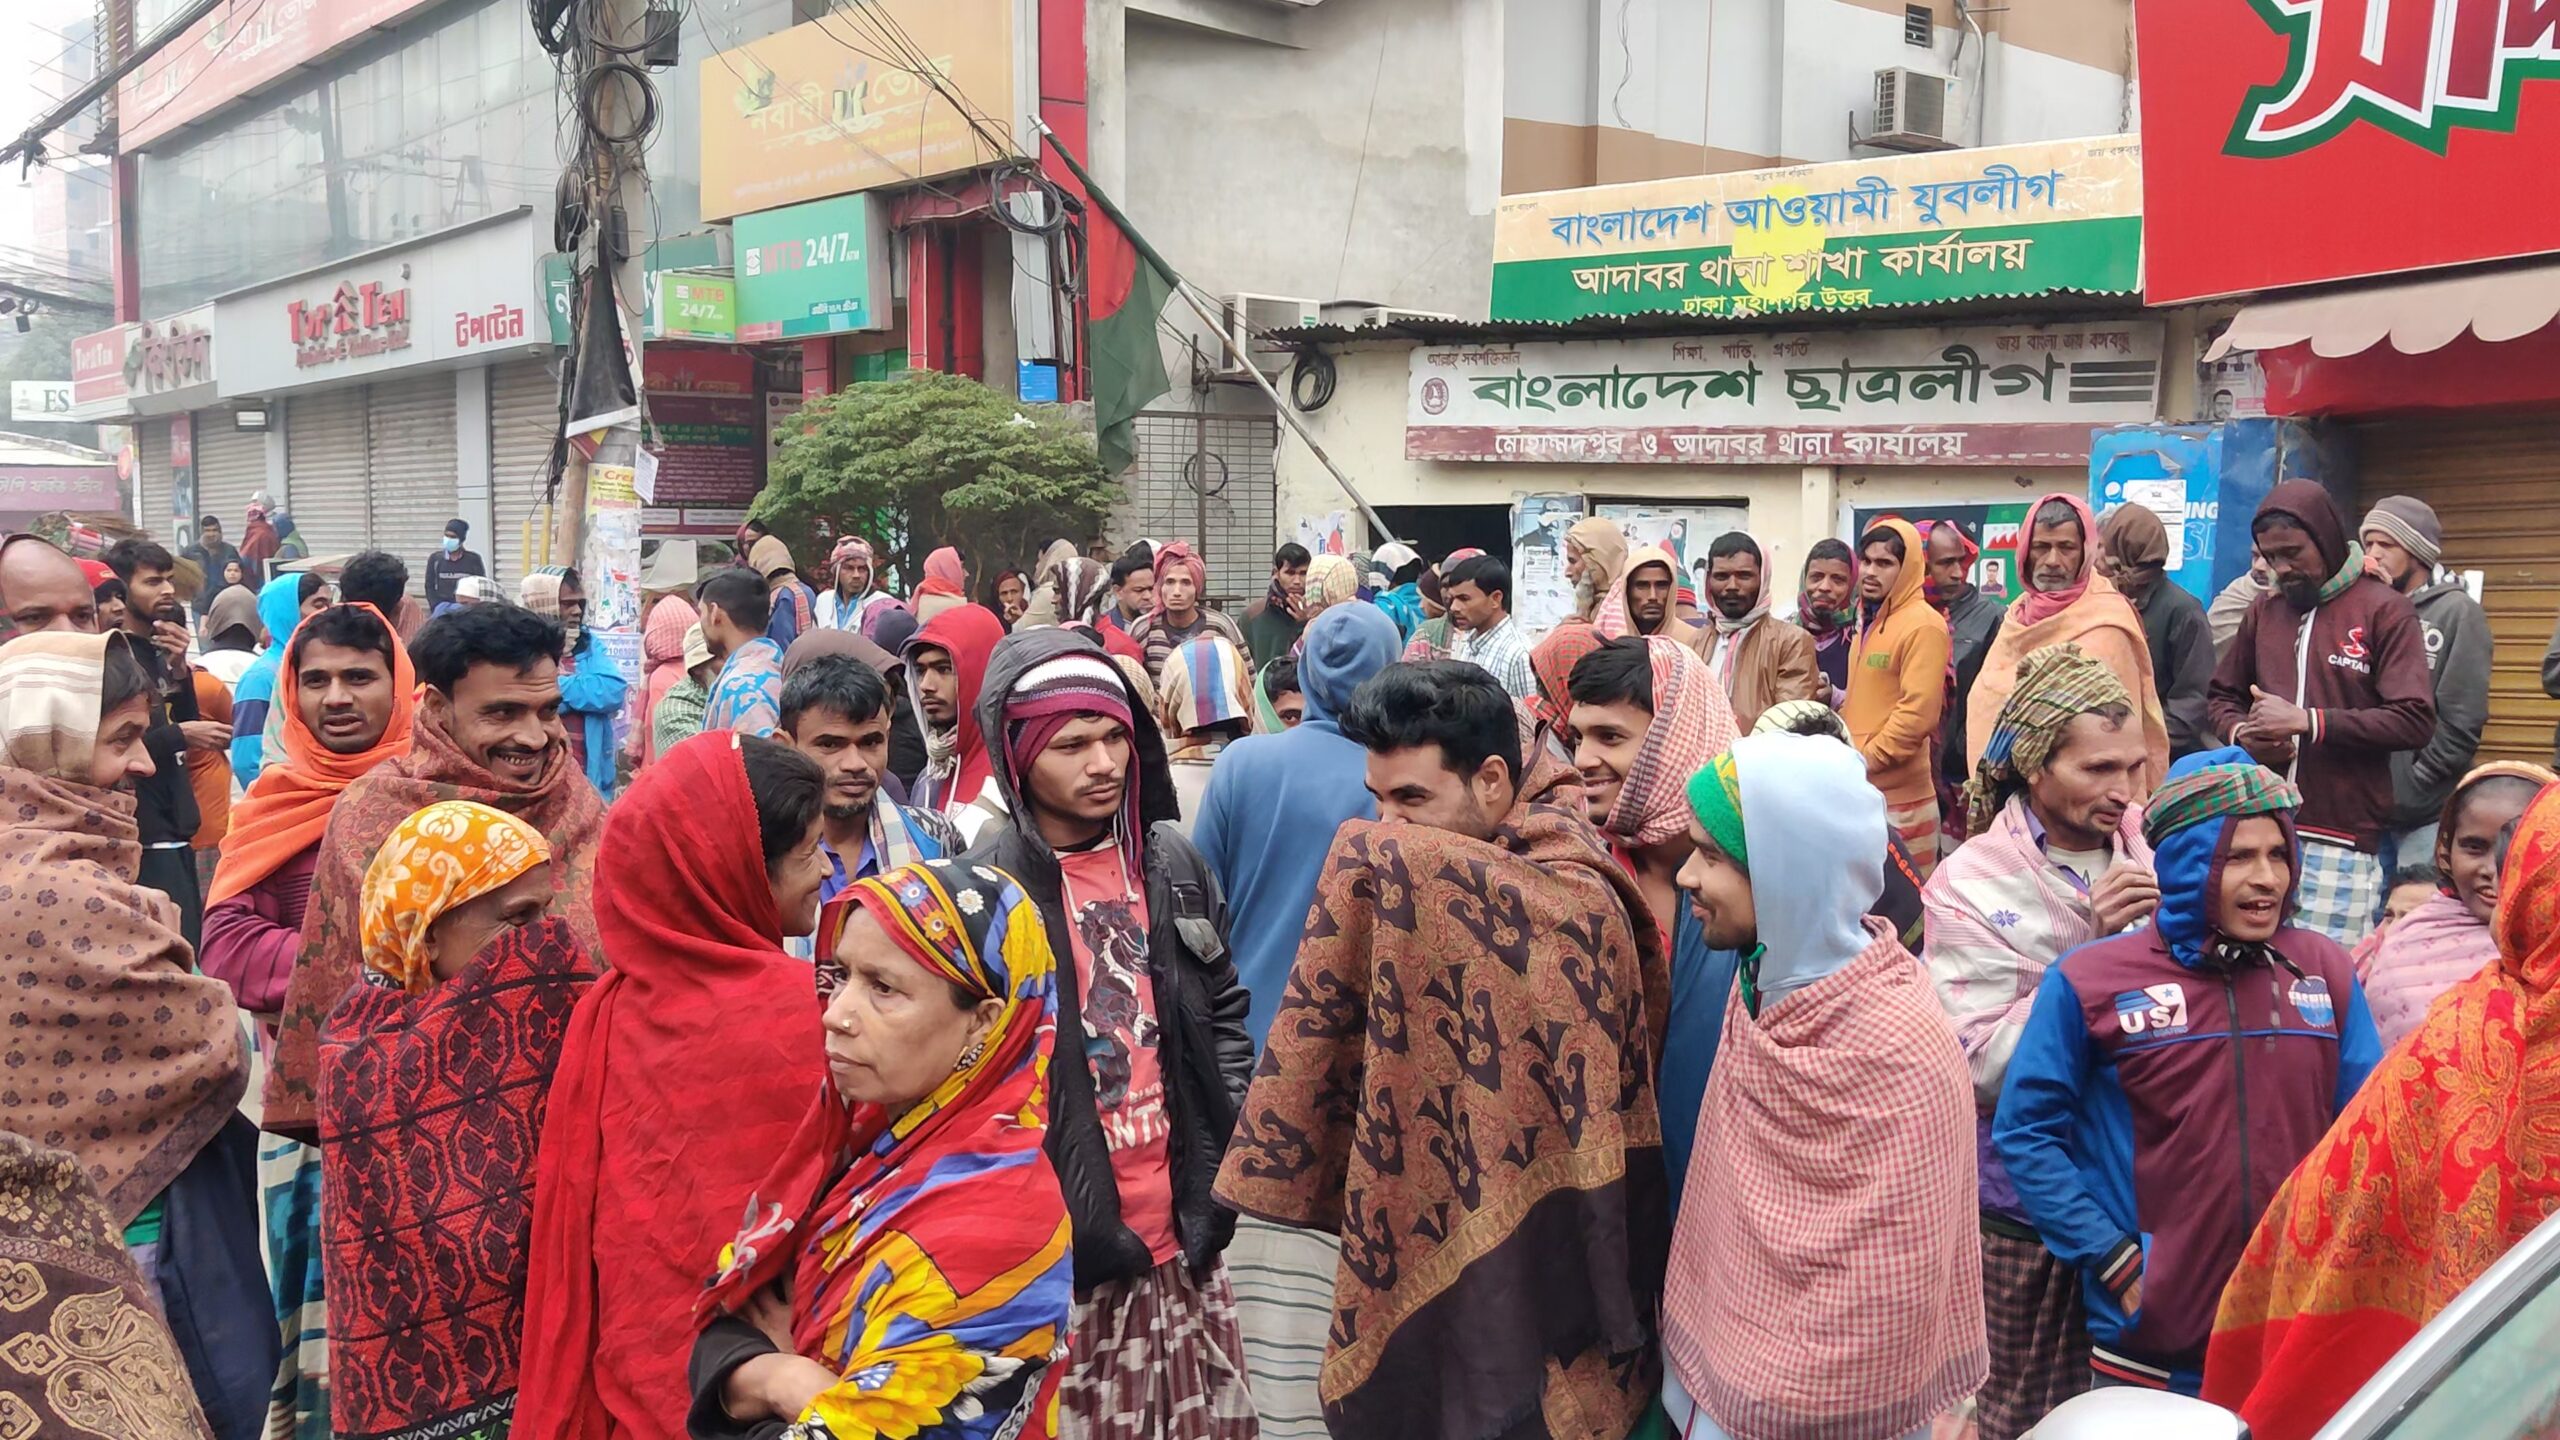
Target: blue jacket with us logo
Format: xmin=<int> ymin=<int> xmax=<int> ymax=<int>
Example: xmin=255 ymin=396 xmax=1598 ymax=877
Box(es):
xmin=1991 ymin=752 xmax=2381 ymax=1396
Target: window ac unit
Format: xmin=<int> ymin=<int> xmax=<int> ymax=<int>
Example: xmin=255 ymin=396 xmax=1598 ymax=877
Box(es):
xmin=1870 ymin=67 xmax=1956 ymax=152
xmin=1220 ymin=292 xmax=1321 ymax=378
xmin=1331 ymin=305 xmax=1459 ymax=330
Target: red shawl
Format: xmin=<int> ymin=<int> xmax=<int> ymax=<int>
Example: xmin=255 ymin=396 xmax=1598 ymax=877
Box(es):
xmin=264 ymin=704 xmax=607 ymax=1138
xmin=2204 ymin=783 xmax=2560 ymax=1439
xmin=319 ymin=915 xmax=599 ymax=1440
xmin=1214 ymin=749 xmax=1670 ymax=1440
xmin=514 ymin=733 xmax=829 ymax=1440
xmin=2010 ymin=492 xmax=2097 ymax=626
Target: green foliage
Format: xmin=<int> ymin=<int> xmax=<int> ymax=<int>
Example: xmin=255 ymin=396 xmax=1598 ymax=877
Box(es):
xmin=0 ymin=313 xmax=103 ymax=449
xmin=753 ymin=371 xmax=1116 ymax=591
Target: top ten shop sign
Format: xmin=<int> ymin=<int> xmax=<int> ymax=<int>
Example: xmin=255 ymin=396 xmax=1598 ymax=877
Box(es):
xmin=2135 ymin=0 xmax=2560 ymax=302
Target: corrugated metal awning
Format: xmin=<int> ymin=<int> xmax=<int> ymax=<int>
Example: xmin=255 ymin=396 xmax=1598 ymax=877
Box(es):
xmin=2207 ymin=262 xmax=2560 ymax=360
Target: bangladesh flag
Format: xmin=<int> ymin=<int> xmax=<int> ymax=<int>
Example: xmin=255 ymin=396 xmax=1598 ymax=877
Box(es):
xmin=1043 ymin=134 xmax=1177 ymax=477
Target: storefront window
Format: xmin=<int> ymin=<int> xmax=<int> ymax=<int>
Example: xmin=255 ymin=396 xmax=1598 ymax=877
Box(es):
xmin=135 ymin=0 xmax=558 ymax=315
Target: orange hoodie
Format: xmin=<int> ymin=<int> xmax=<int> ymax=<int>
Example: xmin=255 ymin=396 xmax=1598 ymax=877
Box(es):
xmin=1841 ymin=516 xmax=1951 ymax=809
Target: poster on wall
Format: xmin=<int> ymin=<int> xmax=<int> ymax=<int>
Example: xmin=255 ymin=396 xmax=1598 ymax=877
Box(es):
xmin=646 ymin=350 xmax=763 ymax=538
xmin=583 ymin=462 xmax=646 ymax=751
xmin=1593 ymin=502 xmax=1752 ymax=590
xmin=1846 ymin=501 xmax=2031 ymax=604
xmin=167 ymin=414 xmax=195 ymax=546
xmin=1295 ymin=512 xmax=1350 ymax=557
xmin=1510 ymin=495 xmax=1586 ymax=635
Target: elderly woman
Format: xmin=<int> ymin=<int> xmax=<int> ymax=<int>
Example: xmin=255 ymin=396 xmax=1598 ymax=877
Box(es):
xmin=0 ymin=631 xmax=270 ymax=1438
xmin=690 ymin=858 xmax=1072 ymax=1440
xmin=319 ymin=800 xmax=599 ymax=1440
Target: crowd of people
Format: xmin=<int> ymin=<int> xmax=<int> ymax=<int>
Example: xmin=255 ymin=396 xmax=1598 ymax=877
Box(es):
xmin=0 ymin=477 xmax=2551 ymax=1440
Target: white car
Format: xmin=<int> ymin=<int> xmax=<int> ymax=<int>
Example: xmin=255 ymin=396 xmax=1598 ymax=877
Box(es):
xmin=2028 ymin=1206 xmax=2560 ymax=1440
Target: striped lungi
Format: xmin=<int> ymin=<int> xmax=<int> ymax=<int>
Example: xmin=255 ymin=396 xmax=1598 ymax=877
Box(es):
xmin=1061 ymin=1255 xmax=1260 ymax=1440
xmin=1224 ymin=1216 xmax=1339 ymax=1440
xmin=1974 ymin=1219 xmax=2089 ymax=1440
xmin=1886 ymin=796 xmax=1943 ymax=880
xmin=2292 ymin=835 xmax=2383 ymax=945
xmin=260 ymin=1136 xmax=329 ymax=1440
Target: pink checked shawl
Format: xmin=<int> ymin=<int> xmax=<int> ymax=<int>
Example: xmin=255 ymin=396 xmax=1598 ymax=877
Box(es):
xmin=1663 ymin=919 xmax=1986 ymax=1440
xmin=1599 ymin=636 xmax=1740 ymax=849
xmin=1922 ymin=793 xmax=2152 ymax=1104
xmin=2355 ymin=891 xmax=2498 ymax=1049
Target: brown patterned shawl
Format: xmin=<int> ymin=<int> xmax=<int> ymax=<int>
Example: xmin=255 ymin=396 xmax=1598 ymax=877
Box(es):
xmin=0 ymin=1132 xmax=216 ymax=1440
xmin=0 ymin=632 xmax=248 ymax=1226
xmin=1214 ymin=748 xmax=1671 ymax=1440
xmin=264 ymin=706 xmax=606 ymax=1139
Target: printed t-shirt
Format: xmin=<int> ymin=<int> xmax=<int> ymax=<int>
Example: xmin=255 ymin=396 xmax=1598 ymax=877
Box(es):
xmin=1058 ymin=842 xmax=1179 ymax=1265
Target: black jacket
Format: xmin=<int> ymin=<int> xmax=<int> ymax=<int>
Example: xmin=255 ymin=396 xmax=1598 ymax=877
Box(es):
xmin=423 ymin=547 xmax=485 ymax=606
xmin=963 ymin=627 xmax=1254 ymax=1290
xmin=1938 ymin=584 xmax=2005 ymax=786
xmin=130 ymin=631 xmax=200 ymax=847
xmin=2127 ymin=570 xmax=2217 ymax=760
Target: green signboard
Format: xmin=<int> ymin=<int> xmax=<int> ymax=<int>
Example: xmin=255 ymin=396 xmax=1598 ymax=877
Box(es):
xmin=734 ymin=193 xmax=890 ymax=342
xmin=541 ymin=231 xmax=728 ymax=346
xmin=1491 ymin=136 xmax=2145 ymax=324
xmin=656 ymin=271 xmax=736 ymax=343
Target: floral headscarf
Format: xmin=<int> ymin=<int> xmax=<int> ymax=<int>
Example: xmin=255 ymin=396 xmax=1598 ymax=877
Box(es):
xmin=359 ymin=800 xmax=553 ymax=992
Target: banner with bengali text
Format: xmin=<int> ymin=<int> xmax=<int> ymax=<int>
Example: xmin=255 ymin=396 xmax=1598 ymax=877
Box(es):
xmin=1491 ymin=136 xmax=2142 ymax=324
xmin=1406 ymin=320 xmax=2163 ymax=467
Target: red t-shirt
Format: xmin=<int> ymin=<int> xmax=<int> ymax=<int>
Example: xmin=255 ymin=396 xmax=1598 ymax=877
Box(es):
xmin=1057 ymin=843 xmax=1178 ymax=1264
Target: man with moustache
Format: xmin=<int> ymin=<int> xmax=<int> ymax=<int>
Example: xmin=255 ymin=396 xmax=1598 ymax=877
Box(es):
xmin=0 ymin=532 xmax=102 ymax=636
xmin=776 ymin=653 xmax=959 ymax=964
xmin=263 ymin=603 xmax=609 ymax=1143
xmin=1698 ymin=531 xmax=1819 ymax=732
xmin=104 ymin=538 xmax=226 ymax=945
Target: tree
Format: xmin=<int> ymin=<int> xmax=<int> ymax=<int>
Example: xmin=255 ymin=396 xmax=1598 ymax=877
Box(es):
xmin=0 ymin=312 xmax=103 ymax=449
xmin=752 ymin=371 xmax=1117 ymax=595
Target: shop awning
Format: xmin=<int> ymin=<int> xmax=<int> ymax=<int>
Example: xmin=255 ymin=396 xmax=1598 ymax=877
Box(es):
xmin=2207 ymin=263 xmax=2560 ymax=359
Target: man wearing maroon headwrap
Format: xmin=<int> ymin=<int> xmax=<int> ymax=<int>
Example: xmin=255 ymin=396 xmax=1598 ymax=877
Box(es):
xmin=1129 ymin=540 xmax=1245 ymax=687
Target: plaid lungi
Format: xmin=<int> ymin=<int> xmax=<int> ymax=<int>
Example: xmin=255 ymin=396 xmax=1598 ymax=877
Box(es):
xmin=1974 ymin=1220 xmax=2089 ymax=1440
xmin=1887 ymin=797 xmax=1943 ymax=880
xmin=1062 ymin=1256 xmax=1260 ymax=1440
xmin=2292 ymin=835 xmax=2383 ymax=945
xmin=1224 ymin=1217 xmax=1337 ymax=1440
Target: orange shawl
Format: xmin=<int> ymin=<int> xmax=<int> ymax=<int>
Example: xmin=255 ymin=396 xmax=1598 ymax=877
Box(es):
xmin=1963 ymin=495 xmax=2168 ymax=788
xmin=2203 ymin=780 xmax=2560 ymax=1439
xmin=205 ymin=602 xmax=415 ymax=907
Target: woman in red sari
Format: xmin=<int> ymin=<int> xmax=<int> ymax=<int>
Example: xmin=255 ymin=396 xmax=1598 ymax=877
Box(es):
xmin=2205 ymin=776 xmax=2560 ymax=1439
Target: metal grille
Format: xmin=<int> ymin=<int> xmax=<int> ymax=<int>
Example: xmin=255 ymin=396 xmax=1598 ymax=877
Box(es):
xmin=1127 ymin=410 xmax=1280 ymax=612
xmin=1904 ymin=3 xmax=1934 ymax=46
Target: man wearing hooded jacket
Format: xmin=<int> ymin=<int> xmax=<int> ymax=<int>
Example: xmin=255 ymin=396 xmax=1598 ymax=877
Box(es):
xmin=963 ymin=626 xmax=1257 ymax=1439
xmin=2208 ymin=481 xmax=2434 ymax=943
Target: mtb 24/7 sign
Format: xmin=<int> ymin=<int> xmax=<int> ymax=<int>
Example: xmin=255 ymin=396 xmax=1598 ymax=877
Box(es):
xmin=1405 ymin=321 xmax=2163 ymax=466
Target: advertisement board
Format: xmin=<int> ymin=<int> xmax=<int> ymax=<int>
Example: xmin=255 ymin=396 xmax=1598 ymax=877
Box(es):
xmin=1492 ymin=136 xmax=2142 ymax=324
xmin=9 ymin=382 xmax=74 ymax=419
xmin=1407 ymin=320 xmax=2164 ymax=467
xmin=697 ymin=0 xmax=1015 ymax=221
xmin=217 ymin=213 xmax=547 ymax=397
xmin=68 ymin=307 xmax=219 ymax=420
xmin=734 ymin=193 xmax=892 ymax=340
xmin=2136 ymin=0 xmax=2560 ymax=301
xmin=119 ymin=0 xmax=444 ymax=150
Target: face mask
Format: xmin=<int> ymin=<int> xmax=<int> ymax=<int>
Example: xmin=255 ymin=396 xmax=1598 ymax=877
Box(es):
xmin=443 ymin=536 xmax=461 ymax=553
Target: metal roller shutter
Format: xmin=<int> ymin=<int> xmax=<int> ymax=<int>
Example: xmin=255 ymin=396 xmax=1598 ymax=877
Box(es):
xmin=193 ymin=413 xmax=266 ymax=546
xmin=2352 ymin=413 xmax=2560 ymax=764
xmin=284 ymin=389 xmax=371 ymax=562
xmin=365 ymin=372 xmax=460 ymax=591
xmin=136 ymin=425 xmax=173 ymax=544
xmin=489 ymin=357 xmax=563 ymax=590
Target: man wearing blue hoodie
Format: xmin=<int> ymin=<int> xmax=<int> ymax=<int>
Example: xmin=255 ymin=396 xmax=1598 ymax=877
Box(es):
xmin=1995 ymin=748 xmax=2381 ymax=1397
xmin=1189 ymin=599 xmax=1400 ymax=1440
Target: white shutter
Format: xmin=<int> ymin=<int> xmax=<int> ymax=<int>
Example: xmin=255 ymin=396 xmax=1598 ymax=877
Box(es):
xmin=194 ymin=413 xmax=267 ymax=550
xmin=489 ymin=357 xmax=562 ymax=590
xmin=136 ymin=425 xmax=173 ymax=544
xmin=284 ymin=389 xmax=370 ymax=562
xmin=365 ymin=372 xmax=460 ymax=591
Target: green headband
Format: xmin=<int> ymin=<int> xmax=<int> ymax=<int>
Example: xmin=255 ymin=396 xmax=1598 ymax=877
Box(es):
xmin=1685 ymin=752 xmax=1747 ymax=869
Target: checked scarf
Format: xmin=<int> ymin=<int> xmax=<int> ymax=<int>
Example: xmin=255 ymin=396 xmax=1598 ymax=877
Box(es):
xmin=1960 ymin=643 xmax=2134 ymax=836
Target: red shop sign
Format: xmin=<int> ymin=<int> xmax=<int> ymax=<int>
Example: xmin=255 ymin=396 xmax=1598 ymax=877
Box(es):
xmin=2135 ymin=0 xmax=2560 ymax=303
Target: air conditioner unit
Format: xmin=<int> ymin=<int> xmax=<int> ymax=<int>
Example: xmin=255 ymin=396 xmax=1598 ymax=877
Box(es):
xmin=1219 ymin=292 xmax=1322 ymax=378
xmin=1327 ymin=304 xmax=1460 ymax=330
xmin=1870 ymin=67 xmax=1956 ymax=152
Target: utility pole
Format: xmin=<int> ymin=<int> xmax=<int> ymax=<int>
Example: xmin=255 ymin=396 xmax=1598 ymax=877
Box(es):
xmin=552 ymin=0 xmax=653 ymax=570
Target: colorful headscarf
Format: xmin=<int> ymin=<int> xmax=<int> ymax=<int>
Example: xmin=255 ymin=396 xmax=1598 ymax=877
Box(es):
xmin=358 ymin=800 xmax=553 ymax=993
xmin=1159 ymin=633 xmax=1256 ymax=739
xmin=1529 ymin=620 xmax=1606 ymax=730
xmin=1305 ymin=553 xmax=1359 ymax=610
xmin=2141 ymin=755 xmax=2301 ymax=849
xmin=830 ymin=535 xmax=873 ymax=577
xmin=1686 ymin=751 xmax=1747 ymax=869
xmin=1960 ymin=642 xmax=2135 ymax=835
xmin=1598 ymin=637 xmax=1741 ymax=849
xmin=700 ymin=860 xmax=1072 ymax=1440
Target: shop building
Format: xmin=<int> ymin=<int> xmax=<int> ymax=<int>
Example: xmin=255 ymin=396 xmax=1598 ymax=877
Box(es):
xmin=2137 ymin=0 xmax=2560 ymax=761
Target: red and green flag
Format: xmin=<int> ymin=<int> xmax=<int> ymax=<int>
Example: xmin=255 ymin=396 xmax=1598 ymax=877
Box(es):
xmin=1041 ymin=133 xmax=1178 ymax=477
